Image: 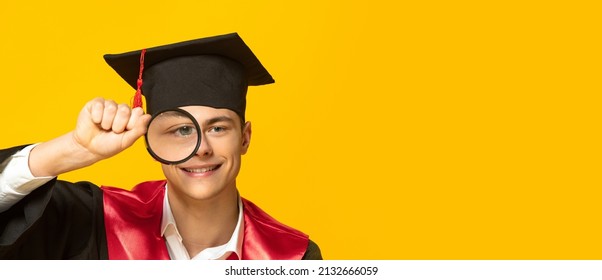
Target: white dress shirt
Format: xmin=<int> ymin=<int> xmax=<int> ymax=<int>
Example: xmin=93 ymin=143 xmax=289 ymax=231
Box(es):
xmin=161 ymin=185 xmax=244 ymax=260
xmin=0 ymin=144 xmax=244 ymax=260
xmin=0 ymin=144 xmax=54 ymax=212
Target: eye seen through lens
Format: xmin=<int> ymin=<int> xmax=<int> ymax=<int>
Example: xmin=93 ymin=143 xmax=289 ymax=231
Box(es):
xmin=145 ymin=109 xmax=201 ymax=164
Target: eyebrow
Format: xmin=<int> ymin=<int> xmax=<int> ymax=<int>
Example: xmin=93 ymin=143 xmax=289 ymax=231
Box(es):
xmin=203 ymin=116 xmax=235 ymax=126
xmin=158 ymin=111 xmax=189 ymax=118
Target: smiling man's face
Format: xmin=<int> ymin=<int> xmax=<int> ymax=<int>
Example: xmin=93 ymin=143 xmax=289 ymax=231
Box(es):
xmin=160 ymin=105 xmax=251 ymax=204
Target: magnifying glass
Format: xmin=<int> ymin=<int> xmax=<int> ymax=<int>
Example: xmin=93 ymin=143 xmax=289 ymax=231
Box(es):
xmin=145 ymin=108 xmax=201 ymax=165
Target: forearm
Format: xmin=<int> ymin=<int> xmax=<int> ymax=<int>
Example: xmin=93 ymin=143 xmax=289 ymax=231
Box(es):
xmin=29 ymin=132 xmax=101 ymax=177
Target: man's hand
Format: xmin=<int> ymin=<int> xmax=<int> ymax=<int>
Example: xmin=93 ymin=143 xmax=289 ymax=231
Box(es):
xmin=29 ymin=98 xmax=152 ymax=177
xmin=73 ymin=98 xmax=150 ymax=159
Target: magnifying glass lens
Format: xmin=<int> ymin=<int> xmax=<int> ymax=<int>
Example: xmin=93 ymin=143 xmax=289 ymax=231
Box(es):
xmin=146 ymin=110 xmax=200 ymax=164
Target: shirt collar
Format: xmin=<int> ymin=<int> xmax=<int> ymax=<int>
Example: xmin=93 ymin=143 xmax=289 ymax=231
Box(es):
xmin=161 ymin=184 xmax=244 ymax=260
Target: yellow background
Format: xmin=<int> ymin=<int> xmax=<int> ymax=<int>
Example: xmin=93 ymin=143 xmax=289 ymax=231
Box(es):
xmin=0 ymin=1 xmax=600 ymax=259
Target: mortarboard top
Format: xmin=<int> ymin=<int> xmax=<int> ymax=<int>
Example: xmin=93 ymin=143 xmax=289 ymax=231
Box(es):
xmin=103 ymin=32 xmax=274 ymax=119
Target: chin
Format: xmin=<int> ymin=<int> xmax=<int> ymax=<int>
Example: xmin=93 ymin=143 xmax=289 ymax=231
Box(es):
xmin=173 ymin=180 xmax=235 ymax=201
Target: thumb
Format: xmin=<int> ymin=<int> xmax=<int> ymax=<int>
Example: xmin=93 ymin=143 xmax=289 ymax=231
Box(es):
xmin=121 ymin=112 xmax=151 ymax=148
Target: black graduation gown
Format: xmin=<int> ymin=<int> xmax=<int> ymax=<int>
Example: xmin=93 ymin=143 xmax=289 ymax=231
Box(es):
xmin=0 ymin=145 xmax=322 ymax=259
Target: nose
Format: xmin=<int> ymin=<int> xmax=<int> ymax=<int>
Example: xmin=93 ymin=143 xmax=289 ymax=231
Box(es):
xmin=195 ymin=133 xmax=213 ymax=157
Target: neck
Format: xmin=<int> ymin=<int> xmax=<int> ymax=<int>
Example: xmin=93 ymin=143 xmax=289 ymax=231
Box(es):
xmin=167 ymin=187 xmax=239 ymax=257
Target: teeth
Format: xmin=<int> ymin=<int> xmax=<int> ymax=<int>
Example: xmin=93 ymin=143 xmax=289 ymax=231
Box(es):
xmin=184 ymin=166 xmax=217 ymax=173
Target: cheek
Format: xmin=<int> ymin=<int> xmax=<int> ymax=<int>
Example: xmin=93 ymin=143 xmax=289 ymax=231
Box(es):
xmin=161 ymin=165 xmax=178 ymax=180
xmin=212 ymin=137 xmax=244 ymax=156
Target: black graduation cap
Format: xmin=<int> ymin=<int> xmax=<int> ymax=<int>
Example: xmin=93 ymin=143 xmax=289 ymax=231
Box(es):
xmin=103 ymin=33 xmax=274 ymax=119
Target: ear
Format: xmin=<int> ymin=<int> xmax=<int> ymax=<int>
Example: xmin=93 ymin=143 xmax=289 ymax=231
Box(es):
xmin=241 ymin=121 xmax=252 ymax=155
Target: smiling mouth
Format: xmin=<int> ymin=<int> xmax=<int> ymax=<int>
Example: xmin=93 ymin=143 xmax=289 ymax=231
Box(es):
xmin=182 ymin=165 xmax=221 ymax=174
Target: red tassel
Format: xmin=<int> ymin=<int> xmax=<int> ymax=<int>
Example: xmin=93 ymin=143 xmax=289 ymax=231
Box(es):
xmin=133 ymin=49 xmax=146 ymax=109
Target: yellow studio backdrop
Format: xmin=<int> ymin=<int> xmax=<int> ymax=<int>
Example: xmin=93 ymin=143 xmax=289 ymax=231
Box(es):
xmin=0 ymin=0 xmax=601 ymax=259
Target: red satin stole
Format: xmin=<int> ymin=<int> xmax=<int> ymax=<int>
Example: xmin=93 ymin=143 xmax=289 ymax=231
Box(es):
xmin=102 ymin=180 xmax=309 ymax=260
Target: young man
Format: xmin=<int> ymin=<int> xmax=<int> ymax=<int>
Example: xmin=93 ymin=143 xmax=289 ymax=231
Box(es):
xmin=0 ymin=33 xmax=322 ymax=259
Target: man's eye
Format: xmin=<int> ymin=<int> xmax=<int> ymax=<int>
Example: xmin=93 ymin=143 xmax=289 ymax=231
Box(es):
xmin=209 ymin=126 xmax=225 ymax=133
xmin=174 ymin=126 xmax=195 ymax=137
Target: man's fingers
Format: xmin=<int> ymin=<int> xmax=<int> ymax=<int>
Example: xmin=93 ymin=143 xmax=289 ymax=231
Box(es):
xmin=85 ymin=98 xmax=144 ymax=134
xmin=100 ymin=100 xmax=118 ymax=130
xmin=87 ymin=98 xmax=105 ymax=124
xmin=111 ymin=104 xmax=131 ymax=133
